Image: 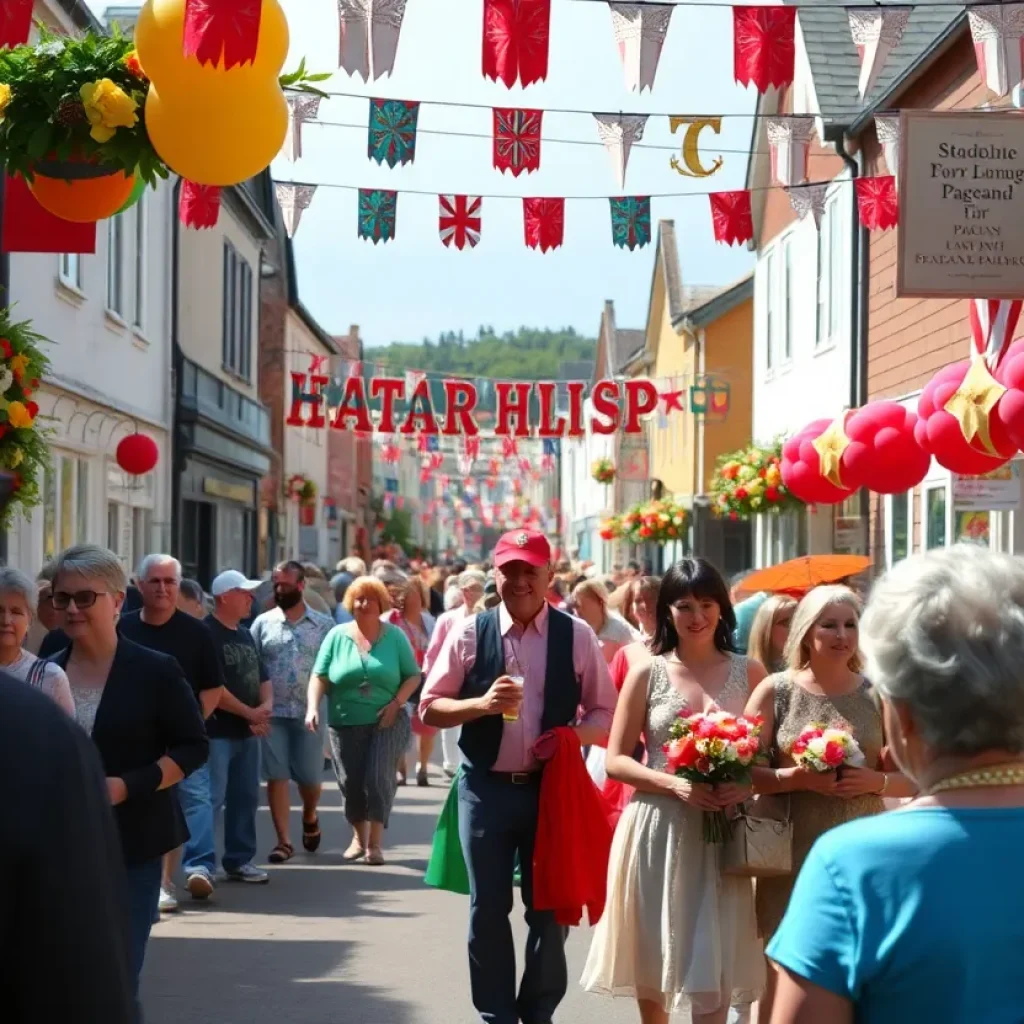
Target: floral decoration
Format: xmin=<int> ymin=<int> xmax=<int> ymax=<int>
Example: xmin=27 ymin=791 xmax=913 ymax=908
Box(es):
xmin=0 ymin=308 xmax=51 ymax=526
xmin=616 ymin=496 xmax=688 ymax=544
xmin=598 ymin=515 xmax=622 ymax=541
xmin=286 ymin=474 xmax=317 ymax=505
xmin=709 ymin=441 xmax=803 ymax=520
xmin=591 ymin=456 xmax=615 ymax=485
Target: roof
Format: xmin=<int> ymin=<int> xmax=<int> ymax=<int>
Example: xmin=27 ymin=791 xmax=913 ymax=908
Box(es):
xmin=792 ymin=0 xmax=963 ymax=129
xmin=677 ymin=273 xmax=754 ymax=331
xmin=595 ymin=302 xmax=644 ymax=381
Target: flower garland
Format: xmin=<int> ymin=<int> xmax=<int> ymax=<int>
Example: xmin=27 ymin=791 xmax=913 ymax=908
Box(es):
xmin=0 ymin=309 xmax=50 ymax=527
xmin=286 ymin=474 xmax=317 ymax=505
xmin=591 ymin=457 xmax=615 ymax=484
xmin=710 ymin=441 xmax=803 ymax=520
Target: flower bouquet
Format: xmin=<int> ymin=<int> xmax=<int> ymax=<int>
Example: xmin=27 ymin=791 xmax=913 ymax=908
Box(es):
xmin=664 ymin=710 xmax=763 ymax=842
xmin=591 ymin=457 xmax=615 ymax=485
xmin=599 ymin=515 xmax=622 ymax=541
xmin=620 ymin=496 xmax=687 ymax=544
xmin=790 ymin=724 xmax=865 ymax=771
xmin=710 ymin=441 xmax=803 ymax=520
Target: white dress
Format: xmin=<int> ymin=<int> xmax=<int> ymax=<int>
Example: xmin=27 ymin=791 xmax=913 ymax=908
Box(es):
xmin=581 ymin=654 xmax=764 ymax=1016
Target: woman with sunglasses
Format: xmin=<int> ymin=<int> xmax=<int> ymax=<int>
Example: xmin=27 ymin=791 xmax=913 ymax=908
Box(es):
xmin=49 ymin=545 xmax=207 ymax=1006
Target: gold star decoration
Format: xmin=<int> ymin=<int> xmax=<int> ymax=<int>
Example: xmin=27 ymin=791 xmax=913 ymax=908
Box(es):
xmin=811 ymin=413 xmax=851 ymax=489
xmin=943 ymin=356 xmax=1006 ymax=455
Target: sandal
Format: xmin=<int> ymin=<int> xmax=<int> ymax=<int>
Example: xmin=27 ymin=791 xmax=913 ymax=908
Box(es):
xmin=268 ymin=842 xmax=294 ymax=864
xmin=302 ymin=816 xmax=322 ymax=853
xmin=366 ymin=846 xmax=385 ymax=865
xmin=342 ymin=840 xmax=366 ymax=862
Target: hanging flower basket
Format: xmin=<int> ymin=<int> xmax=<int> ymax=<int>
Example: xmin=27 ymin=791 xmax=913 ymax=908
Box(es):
xmin=620 ymin=497 xmax=688 ymax=544
xmin=599 ymin=515 xmax=622 ymax=541
xmin=710 ymin=441 xmax=803 ymax=520
xmin=591 ymin=457 xmax=616 ymax=485
xmin=286 ymin=474 xmax=317 ymax=505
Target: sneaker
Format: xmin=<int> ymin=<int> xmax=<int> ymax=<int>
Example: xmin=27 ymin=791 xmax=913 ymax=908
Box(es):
xmin=224 ymin=863 xmax=270 ymax=884
xmin=158 ymin=885 xmax=179 ymax=913
xmin=186 ymin=868 xmax=215 ymax=900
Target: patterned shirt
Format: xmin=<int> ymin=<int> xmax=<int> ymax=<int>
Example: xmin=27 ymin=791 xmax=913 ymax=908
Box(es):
xmin=250 ymin=605 xmax=334 ymax=719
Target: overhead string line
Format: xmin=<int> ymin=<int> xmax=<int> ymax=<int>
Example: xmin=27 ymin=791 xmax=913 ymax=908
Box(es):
xmin=563 ymin=0 xmax=984 ymax=9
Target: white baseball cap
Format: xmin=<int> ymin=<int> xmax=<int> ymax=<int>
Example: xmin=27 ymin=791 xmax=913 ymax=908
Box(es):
xmin=210 ymin=570 xmax=263 ymax=596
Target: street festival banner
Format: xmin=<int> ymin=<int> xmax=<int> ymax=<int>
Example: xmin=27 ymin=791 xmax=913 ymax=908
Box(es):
xmin=897 ymin=111 xmax=1024 ymax=300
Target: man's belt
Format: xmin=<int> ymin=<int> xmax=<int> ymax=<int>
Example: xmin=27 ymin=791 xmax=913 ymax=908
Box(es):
xmin=488 ymin=770 xmax=542 ymax=785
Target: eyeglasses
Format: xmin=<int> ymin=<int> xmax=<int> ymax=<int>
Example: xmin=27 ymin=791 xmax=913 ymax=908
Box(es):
xmin=52 ymin=590 xmax=108 ymax=611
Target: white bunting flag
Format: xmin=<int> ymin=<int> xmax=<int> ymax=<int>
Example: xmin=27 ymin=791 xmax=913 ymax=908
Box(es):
xmin=848 ymin=7 xmax=911 ymax=99
xmin=275 ymin=183 xmax=317 ymax=238
xmin=874 ymin=114 xmax=901 ymax=180
xmin=608 ymin=3 xmax=673 ymax=93
xmin=282 ymin=94 xmax=322 ymax=162
xmin=765 ymin=116 xmax=816 ymax=187
xmin=593 ymin=113 xmax=649 ymax=189
xmin=338 ymin=0 xmax=409 ymax=82
xmin=787 ymin=183 xmax=829 ymax=230
xmin=968 ymin=3 xmax=1024 ymax=98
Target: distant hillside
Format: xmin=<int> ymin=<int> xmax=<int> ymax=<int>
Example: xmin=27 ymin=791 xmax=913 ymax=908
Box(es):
xmin=365 ymin=327 xmax=596 ymax=380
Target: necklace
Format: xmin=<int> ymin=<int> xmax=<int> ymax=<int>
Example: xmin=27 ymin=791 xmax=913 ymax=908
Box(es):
xmin=927 ymin=763 xmax=1024 ymax=795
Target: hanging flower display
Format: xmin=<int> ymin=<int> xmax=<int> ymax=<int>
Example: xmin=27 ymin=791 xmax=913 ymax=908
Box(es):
xmin=0 ymin=308 xmax=51 ymax=527
xmin=286 ymin=474 xmax=317 ymax=505
xmin=0 ymin=30 xmax=165 ymax=221
xmin=591 ymin=457 xmax=616 ymax=484
xmin=599 ymin=515 xmax=622 ymax=541
xmin=709 ymin=441 xmax=802 ymax=520
xmin=619 ymin=497 xmax=688 ymax=544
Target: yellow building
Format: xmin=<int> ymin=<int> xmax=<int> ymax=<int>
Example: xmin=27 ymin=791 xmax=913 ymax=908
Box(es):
xmin=640 ymin=221 xmax=755 ymax=574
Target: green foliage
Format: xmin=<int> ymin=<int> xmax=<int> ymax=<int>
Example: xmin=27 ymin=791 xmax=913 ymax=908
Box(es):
xmin=371 ymin=496 xmax=413 ymax=552
xmin=0 ymin=27 xmax=166 ymax=184
xmin=280 ymin=58 xmax=332 ymax=98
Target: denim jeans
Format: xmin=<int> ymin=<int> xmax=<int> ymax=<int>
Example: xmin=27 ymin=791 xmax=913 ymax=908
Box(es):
xmin=125 ymin=857 xmax=162 ymax=1005
xmin=186 ymin=736 xmax=260 ymax=873
xmin=178 ymin=762 xmax=214 ymax=877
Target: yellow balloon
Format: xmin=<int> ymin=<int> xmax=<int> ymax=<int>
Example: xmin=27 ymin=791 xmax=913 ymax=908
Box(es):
xmin=145 ymin=83 xmax=288 ymax=185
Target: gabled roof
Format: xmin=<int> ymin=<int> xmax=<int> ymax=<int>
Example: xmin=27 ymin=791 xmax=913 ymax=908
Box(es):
xmin=594 ymin=301 xmax=643 ymax=385
xmin=677 ymin=273 xmax=754 ymax=331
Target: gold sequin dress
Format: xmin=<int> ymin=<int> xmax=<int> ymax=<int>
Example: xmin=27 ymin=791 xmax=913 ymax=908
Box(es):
xmin=755 ymin=673 xmax=885 ymax=939
xmin=581 ymin=655 xmax=764 ymax=1015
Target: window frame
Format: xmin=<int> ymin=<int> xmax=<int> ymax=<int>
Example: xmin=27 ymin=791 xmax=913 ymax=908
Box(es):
xmin=764 ymin=249 xmax=775 ymax=374
xmin=106 ymin=213 xmax=125 ymax=318
xmin=221 ymin=240 xmax=253 ymax=381
xmin=923 ymin=483 xmax=949 ymax=551
xmin=782 ymin=233 xmax=794 ymax=363
xmin=58 ymin=252 xmax=83 ymax=292
xmin=132 ymin=193 xmax=147 ymax=332
xmin=816 ymin=194 xmax=843 ymax=348
xmin=885 ymin=490 xmax=912 ymax=567
xmin=42 ymin=452 xmax=90 ymax=560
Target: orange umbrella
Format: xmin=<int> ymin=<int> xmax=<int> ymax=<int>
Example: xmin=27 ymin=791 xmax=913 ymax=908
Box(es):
xmin=740 ymin=555 xmax=872 ymax=596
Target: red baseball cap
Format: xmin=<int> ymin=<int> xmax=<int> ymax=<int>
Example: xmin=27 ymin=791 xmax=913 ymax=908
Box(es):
xmin=493 ymin=529 xmax=551 ymax=569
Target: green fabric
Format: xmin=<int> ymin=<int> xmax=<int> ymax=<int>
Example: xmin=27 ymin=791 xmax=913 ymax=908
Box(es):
xmin=313 ymin=622 xmax=420 ymax=727
xmin=425 ymin=769 xmax=470 ymax=894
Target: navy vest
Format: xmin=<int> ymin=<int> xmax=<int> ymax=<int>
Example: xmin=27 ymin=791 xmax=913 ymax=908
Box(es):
xmin=458 ymin=606 xmax=579 ymax=770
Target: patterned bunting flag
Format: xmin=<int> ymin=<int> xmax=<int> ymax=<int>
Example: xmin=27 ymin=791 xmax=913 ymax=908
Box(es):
xmin=968 ymin=4 xmax=1024 ymax=98
xmin=282 ymin=94 xmax=322 ymax=162
xmin=607 ymin=3 xmax=674 ymax=93
xmin=493 ymin=108 xmax=543 ymax=176
xmin=609 ymin=196 xmax=652 ymax=251
xmin=368 ymin=98 xmax=419 ymax=167
xmin=183 ymin=0 xmax=261 ymax=69
xmin=766 ymin=116 xmax=815 ymax=187
xmin=709 ymin=190 xmax=753 ymax=246
xmin=0 ymin=0 xmax=33 ymax=48
xmin=594 ymin=114 xmax=649 ymax=190
xmin=733 ymin=6 xmax=796 ymax=93
xmin=338 ymin=0 xmax=409 ymax=82
xmin=971 ymin=298 xmax=1023 ymax=370
xmin=787 ymin=183 xmax=829 ymax=230
xmin=483 ymin=0 xmax=552 ymax=88
xmin=439 ymin=195 xmax=482 ymax=250
xmin=179 ymin=181 xmax=222 ymax=229
xmin=875 ymin=115 xmax=901 ymax=179
xmin=275 ymin=183 xmax=317 ymax=238
xmin=523 ymin=197 xmax=565 ymax=252
xmin=358 ymin=188 xmax=398 ymax=244
xmin=855 ymin=176 xmax=898 ymax=232
xmin=848 ymin=7 xmax=911 ymax=99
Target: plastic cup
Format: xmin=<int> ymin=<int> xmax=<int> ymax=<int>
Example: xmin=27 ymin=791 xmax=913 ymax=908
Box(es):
xmin=503 ymin=675 xmax=524 ymax=722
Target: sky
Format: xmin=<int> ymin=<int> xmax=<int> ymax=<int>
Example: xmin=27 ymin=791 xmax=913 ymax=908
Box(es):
xmin=91 ymin=0 xmax=758 ymax=348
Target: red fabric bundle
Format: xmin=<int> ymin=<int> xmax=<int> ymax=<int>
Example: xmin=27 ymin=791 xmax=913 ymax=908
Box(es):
xmin=533 ymin=727 xmax=613 ymax=927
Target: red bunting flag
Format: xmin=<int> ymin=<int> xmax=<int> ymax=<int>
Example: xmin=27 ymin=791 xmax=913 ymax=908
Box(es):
xmin=179 ymin=181 xmax=222 ymax=229
xmin=439 ymin=195 xmax=482 ymax=250
xmin=523 ymin=197 xmax=565 ymax=252
xmin=1 ymin=175 xmax=96 ymax=254
xmin=0 ymin=0 xmax=33 ymax=48
xmin=493 ymin=108 xmax=543 ymax=176
xmin=854 ymin=176 xmax=898 ymax=231
xmin=709 ymin=190 xmax=753 ymax=246
xmin=733 ymin=6 xmax=796 ymax=93
xmin=502 ymin=436 xmax=519 ymax=458
xmin=182 ymin=0 xmax=262 ymax=69
xmin=483 ymin=0 xmax=552 ymax=88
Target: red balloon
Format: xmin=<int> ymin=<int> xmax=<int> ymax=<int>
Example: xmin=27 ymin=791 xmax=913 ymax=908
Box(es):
xmin=843 ymin=401 xmax=930 ymax=494
xmin=992 ymin=339 xmax=1024 ymax=451
xmin=116 ymin=433 xmax=159 ymax=476
xmin=915 ymin=361 xmax=1013 ymax=475
xmin=781 ymin=418 xmax=859 ymax=505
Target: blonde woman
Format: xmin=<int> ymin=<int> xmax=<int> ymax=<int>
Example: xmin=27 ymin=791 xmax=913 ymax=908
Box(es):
xmin=572 ymin=577 xmax=639 ymax=663
xmin=744 ymin=585 xmax=915 ymax=1022
xmin=746 ymin=594 xmax=797 ymax=675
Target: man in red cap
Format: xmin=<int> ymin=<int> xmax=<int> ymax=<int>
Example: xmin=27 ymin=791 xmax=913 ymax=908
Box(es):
xmin=421 ymin=529 xmax=617 ymax=1024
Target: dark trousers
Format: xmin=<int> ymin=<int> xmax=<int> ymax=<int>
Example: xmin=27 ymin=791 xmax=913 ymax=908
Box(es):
xmin=457 ymin=769 xmax=568 ymax=1024
xmin=125 ymin=856 xmax=162 ymax=1020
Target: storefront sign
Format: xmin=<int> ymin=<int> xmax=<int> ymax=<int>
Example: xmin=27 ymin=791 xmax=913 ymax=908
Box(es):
xmin=203 ymin=477 xmax=253 ymax=504
xmin=952 ymin=462 xmax=1021 ymax=511
xmin=833 ymin=515 xmax=865 ymax=555
xmin=898 ymin=111 xmax=1024 ymax=299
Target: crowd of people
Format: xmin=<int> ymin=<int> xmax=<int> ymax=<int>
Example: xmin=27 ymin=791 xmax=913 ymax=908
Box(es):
xmin=3 ymin=531 xmax=1023 ymax=1024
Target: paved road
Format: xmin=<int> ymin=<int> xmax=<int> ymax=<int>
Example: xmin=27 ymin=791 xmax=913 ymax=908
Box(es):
xmin=142 ymin=765 xmax=637 ymax=1024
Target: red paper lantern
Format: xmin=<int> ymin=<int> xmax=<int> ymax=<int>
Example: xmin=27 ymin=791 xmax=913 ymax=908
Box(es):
xmin=781 ymin=418 xmax=859 ymax=505
xmin=842 ymin=401 xmax=930 ymax=494
xmin=915 ymin=360 xmax=1014 ymax=475
xmin=116 ymin=433 xmax=159 ymax=476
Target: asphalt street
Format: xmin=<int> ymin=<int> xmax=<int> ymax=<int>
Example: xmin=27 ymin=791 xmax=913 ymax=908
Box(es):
xmin=142 ymin=764 xmax=639 ymax=1024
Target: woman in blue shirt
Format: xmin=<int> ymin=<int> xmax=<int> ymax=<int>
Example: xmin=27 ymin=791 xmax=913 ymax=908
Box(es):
xmin=768 ymin=545 xmax=1024 ymax=1024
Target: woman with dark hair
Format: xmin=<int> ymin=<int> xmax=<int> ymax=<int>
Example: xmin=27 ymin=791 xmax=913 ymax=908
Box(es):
xmin=583 ymin=558 xmax=767 ymax=1024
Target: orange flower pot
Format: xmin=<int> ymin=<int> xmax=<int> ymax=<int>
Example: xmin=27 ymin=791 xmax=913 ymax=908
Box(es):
xmin=28 ymin=160 xmax=137 ymax=223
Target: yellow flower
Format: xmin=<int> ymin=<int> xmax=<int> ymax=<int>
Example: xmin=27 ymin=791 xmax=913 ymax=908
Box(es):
xmin=79 ymin=79 xmax=138 ymax=144
xmin=0 ymin=84 xmax=11 ymax=120
xmin=9 ymin=353 xmax=28 ymax=379
xmin=8 ymin=448 xmax=22 ymax=467
xmin=6 ymin=401 xmax=32 ymax=429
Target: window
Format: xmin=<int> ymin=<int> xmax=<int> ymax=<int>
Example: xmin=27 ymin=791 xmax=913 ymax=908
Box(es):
xmin=222 ymin=241 xmax=254 ymax=380
xmin=132 ymin=196 xmax=146 ymax=331
xmin=107 ymin=502 xmax=119 ymax=551
xmin=782 ymin=237 xmax=794 ymax=362
xmin=764 ymin=251 xmax=775 ymax=372
xmin=107 ymin=214 xmax=124 ymax=316
xmin=132 ymin=507 xmax=151 ymax=570
xmin=889 ymin=491 xmax=910 ymax=565
xmin=59 ymin=252 xmax=83 ymax=290
xmin=925 ymin=486 xmax=947 ymax=549
xmin=42 ymin=453 xmax=89 ymax=559
xmin=816 ymin=197 xmax=842 ymax=346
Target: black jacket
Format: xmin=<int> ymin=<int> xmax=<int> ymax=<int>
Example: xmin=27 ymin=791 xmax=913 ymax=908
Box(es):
xmin=51 ymin=637 xmax=209 ymax=866
xmin=0 ymin=678 xmax=135 ymax=1021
